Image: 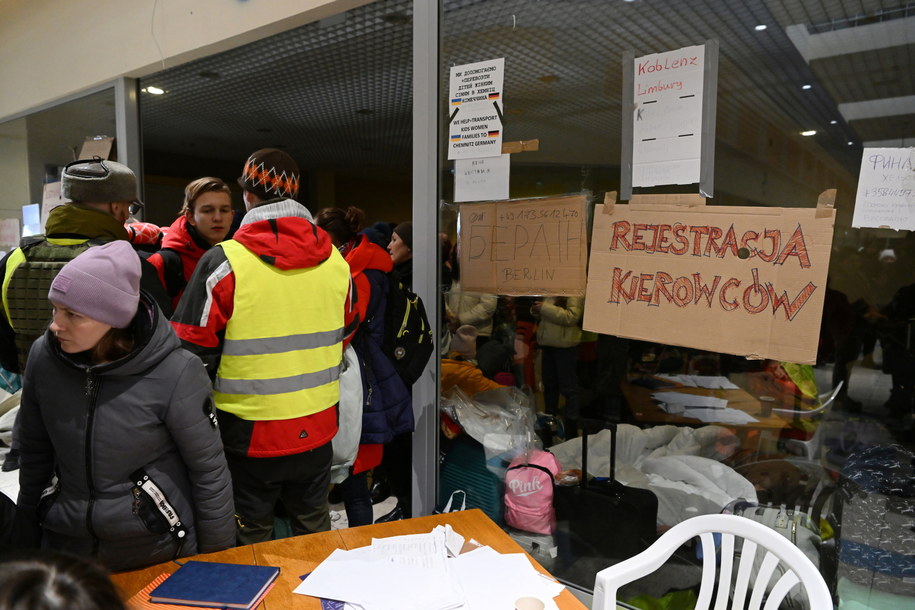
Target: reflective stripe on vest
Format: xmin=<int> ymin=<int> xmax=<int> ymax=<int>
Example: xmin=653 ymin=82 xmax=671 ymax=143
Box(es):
xmin=215 ymin=239 xmax=350 ymax=421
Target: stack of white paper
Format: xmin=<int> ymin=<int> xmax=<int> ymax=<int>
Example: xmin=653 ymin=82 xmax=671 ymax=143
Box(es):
xmin=293 ymin=525 xmax=563 ymax=610
xmin=651 ymin=391 xmax=758 ymax=425
xmin=652 ymin=392 xmax=728 ymax=412
xmin=657 ymin=374 xmax=739 ymax=389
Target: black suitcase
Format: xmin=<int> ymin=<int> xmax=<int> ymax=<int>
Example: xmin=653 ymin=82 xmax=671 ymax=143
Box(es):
xmin=553 ymin=420 xmax=659 ymax=567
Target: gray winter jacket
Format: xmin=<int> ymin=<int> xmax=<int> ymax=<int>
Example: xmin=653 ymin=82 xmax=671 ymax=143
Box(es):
xmin=15 ymin=293 xmax=235 ymax=571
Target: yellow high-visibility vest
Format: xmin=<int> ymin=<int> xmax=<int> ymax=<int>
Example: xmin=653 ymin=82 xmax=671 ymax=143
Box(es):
xmin=215 ymin=239 xmax=350 ymax=421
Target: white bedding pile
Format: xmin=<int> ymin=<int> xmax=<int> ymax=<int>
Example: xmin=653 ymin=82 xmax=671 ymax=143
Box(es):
xmin=549 ymin=424 xmax=757 ymax=526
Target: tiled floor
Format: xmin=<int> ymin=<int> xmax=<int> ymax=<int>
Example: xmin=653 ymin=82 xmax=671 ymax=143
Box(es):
xmin=811 ymin=348 xmax=912 ymax=466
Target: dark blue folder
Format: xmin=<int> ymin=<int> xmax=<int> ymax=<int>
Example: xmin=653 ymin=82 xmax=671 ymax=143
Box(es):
xmin=149 ymin=561 xmax=280 ymax=609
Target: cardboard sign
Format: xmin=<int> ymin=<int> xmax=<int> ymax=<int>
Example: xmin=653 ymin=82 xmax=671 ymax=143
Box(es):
xmin=852 ymin=147 xmax=915 ymax=230
xmin=459 ymin=195 xmax=587 ymax=296
xmin=0 ymin=218 xmax=20 ymax=252
xmin=78 ymin=136 xmax=115 ymax=160
xmin=632 ymin=45 xmax=705 ymax=187
xmin=583 ymin=204 xmax=836 ymax=363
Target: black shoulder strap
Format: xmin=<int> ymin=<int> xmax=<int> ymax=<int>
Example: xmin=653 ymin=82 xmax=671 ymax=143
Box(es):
xmin=158 ymin=248 xmax=187 ymax=299
xmin=507 ymin=463 xmax=555 ymax=478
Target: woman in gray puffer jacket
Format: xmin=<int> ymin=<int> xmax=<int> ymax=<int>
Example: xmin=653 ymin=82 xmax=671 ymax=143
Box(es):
xmin=14 ymin=241 xmax=234 ymax=571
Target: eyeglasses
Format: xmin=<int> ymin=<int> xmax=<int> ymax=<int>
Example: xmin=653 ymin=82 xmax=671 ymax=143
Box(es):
xmin=129 ymin=201 xmax=144 ymax=216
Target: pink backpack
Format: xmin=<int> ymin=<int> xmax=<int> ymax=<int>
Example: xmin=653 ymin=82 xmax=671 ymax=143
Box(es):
xmin=504 ymin=449 xmax=562 ymax=535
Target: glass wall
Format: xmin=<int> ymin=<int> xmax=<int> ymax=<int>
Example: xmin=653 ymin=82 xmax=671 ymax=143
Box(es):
xmin=438 ymin=0 xmax=914 ymax=605
xmin=0 ymin=88 xmax=117 ymax=249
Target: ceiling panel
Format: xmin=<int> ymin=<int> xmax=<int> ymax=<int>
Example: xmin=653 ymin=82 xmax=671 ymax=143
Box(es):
xmin=139 ymin=0 xmax=913 ymax=176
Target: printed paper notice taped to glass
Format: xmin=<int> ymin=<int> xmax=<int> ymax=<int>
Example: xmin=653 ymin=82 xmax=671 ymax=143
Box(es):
xmin=632 ymin=45 xmax=706 ymax=187
xmin=852 ymin=147 xmax=915 ymax=231
xmin=448 ymin=58 xmax=505 ymax=160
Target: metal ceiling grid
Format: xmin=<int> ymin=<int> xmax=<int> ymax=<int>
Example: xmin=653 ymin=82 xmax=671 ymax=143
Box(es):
xmin=813 ymin=44 xmax=914 ymax=108
xmin=142 ymin=0 xmax=415 ymax=168
xmin=139 ymin=0 xmax=911 ymax=177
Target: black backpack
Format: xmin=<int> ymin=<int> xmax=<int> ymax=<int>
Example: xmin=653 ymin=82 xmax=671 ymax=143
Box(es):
xmin=379 ymin=271 xmax=434 ymax=385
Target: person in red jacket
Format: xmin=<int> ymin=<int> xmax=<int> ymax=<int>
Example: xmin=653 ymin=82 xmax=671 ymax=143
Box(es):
xmin=315 ymin=206 xmax=413 ymax=526
xmin=148 ymin=177 xmax=235 ymax=310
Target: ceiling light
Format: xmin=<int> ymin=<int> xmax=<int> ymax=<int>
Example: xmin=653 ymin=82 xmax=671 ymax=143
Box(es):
xmin=754 ymin=24 xmax=767 ymax=31
xmin=848 ymin=141 xmax=854 ymax=145
xmin=830 ymin=120 xmax=837 ymax=125
xmin=801 ymin=84 xmax=812 ymax=90
xmin=801 ymin=130 xmax=817 ymax=136
xmin=144 ymin=86 xmax=165 ymax=95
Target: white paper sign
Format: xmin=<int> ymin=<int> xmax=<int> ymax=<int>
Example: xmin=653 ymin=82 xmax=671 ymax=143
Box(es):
xmin=454 ymin=155 xmax=510 ymax=203
xmin=448 ymin=58 xmax=504 ymax=160
xmin=852 ymin=147 xmax=915 ymax=230
xmin=632 ymin=44 xmax=705 ymax=187
xmin=448 ymin=103 xmax=504 ymax=160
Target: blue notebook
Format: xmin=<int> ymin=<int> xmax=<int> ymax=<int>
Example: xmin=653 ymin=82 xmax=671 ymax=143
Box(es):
xmin=149 ymin=561 xmax=280 ymax=609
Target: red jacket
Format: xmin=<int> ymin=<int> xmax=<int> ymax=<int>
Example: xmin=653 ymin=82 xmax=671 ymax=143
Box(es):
xmin=172 ymin=199 xmax=355 ymax=457
xmin=147 ymin=216 xmax=211 ymax=310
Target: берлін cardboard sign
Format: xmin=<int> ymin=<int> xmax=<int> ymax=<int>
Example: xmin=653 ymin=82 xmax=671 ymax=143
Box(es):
xmin=583 ymin=203 xmax=835 ymax=363
xmin=459 ymin=195 xmax=587 ymax=296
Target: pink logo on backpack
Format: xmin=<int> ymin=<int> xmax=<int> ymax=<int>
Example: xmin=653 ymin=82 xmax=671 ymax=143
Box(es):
xmin=504 ymin=449 xmax=562 ymax=535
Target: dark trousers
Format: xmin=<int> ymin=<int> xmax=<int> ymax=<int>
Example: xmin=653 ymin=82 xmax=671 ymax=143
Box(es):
xmin=541 ymin=345 xmax=580 ymax=419
xmin=227 ymin=441 xmax=332 ymax=545
xmin=376 ymin=431 xmax=413 ymax=515
xmin=338 ymin=470 xmax=373 ymax=527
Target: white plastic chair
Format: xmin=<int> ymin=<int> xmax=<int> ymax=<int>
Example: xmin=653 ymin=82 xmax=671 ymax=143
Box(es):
xmin=592 ymin=514 xmax=832 ymax=610
xmin=772 ymin=381 xmax=844 ymax=460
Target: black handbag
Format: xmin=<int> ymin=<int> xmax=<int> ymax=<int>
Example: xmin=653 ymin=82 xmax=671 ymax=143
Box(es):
xmin=553 ymin=420 xmax=659 ymax=567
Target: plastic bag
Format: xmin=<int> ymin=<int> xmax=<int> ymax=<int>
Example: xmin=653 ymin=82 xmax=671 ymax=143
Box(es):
xmin=440 ymin=386 xmax=539 ymax=479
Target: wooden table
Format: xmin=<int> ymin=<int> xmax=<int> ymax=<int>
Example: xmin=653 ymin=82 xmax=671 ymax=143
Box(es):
xmin=620 ymin=377 xmax=787 ymax=430
xmin=110 ymin=509 xmax=587 ymax=609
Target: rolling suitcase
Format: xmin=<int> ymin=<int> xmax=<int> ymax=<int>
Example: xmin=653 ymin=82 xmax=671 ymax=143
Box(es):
xmin=553 ymin=419 xmax=659 ymax=565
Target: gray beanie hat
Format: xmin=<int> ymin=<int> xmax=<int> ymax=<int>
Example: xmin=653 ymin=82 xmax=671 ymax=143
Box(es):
xmin=48 ymin=241 xmax=141 ymax=328
xmin=61 ymin=157 xmax=142 ymax=205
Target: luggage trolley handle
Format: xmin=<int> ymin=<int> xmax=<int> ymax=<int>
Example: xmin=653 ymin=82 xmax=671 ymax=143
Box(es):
xmin=579 ymin=418 xmax=616 ymax=489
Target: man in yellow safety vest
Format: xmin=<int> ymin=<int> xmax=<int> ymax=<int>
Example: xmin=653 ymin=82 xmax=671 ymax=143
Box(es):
xmin=173 ymin=148 xmax=355 ymax=544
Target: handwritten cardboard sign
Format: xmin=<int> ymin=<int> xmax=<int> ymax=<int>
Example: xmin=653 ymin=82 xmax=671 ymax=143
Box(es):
xmin=459 ymin=195 xmax=587 ymax=296
xmin=583 ymin=203 xmax=836 ymax=363
xmin=852 ymin=147 xmax=915 ymax=230
xmin=632 ymin=44 xmax=705 ymax=187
